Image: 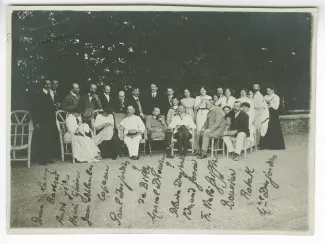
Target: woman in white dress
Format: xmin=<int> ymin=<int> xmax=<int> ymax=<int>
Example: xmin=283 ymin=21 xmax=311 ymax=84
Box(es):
xmin=180 ymin=88 xmax=195 ymax=120
xmin=237 ymin=88 xmax=255 ymax=120
xmin=65 ymin=108 xmax=101 ymax=163
xmin=194 ymin=86 xmax=212 ymax=132
xmin=216 ymin=88 xmax=236 ymax=108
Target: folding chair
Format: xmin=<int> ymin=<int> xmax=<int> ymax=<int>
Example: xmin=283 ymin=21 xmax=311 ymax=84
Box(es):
xmin=171 ymin=128 xmax=196 ymax=156
xmin=10 ymin=110 xmax=34 ymax=168
xmin=209 ymin=137 xmax=225 ymax=158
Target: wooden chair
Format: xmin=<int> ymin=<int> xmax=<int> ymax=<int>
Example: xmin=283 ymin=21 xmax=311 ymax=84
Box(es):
xmin=10 ymin=110 xmax=34 ymax=168
xmin=56 ymin=110 xmax=75 ymax=163
xmin=209 ymin=138 xmax=225 ymax=158
xmin=171 ymin=128 xmax=196 ymax=156
xmin=224 ymin=136 xmax=248 ymax=160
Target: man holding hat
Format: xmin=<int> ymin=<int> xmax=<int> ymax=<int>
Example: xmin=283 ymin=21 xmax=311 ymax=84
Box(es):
xmin=119 ymin=105 xmax=146 ymax=160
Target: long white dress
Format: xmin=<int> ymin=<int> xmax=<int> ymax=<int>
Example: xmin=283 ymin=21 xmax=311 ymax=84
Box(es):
xmin=93 ymin=114 xmax=114 ymax=146
xmin=194 ymin=95 xmax=211 ymax=132
xmin=65 ymin=114 xmax=100 ymax=162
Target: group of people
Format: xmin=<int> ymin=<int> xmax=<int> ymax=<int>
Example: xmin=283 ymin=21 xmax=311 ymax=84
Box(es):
xmin=31 ymin=79 xmax=286 ymax=165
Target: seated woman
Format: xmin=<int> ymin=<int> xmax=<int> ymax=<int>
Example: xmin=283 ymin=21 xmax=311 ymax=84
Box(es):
xmin=65 ymin=107 xmax=101 ymax=163
xmin=93 ymin=107 xmax=120 ymax=159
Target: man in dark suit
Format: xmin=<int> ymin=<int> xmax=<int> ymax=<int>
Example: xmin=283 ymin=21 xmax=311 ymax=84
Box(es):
xmin=79 ymin=83 xmax=102 ymax=112
xmin=100 ymin=84 xmax=114 ymax=112
xmin=145 ymin=83 xmax=164 ymax=114
xmin=52 ymin=79 xmax=61 ymax=110
xmin=32 ymin=79 xmax=60 ymax=165
xmin=161 ymin=87 xmax=174 ymax=116
xmin=113 ymin=90 xmax=128 ymax=113
xmin=60 ymin=83 xmax=81 ymax=112
xmin=195 ymin=99 xmax=227 ymax=159
xmin=127 ymin=87 xmax=146 ymax=119
xmin=222 ymin=101 xmax=250 ymax=161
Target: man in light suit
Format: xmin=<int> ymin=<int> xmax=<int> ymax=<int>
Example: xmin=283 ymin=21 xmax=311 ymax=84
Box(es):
xmin=61 ymin=83 xmax=81 ymax=112
xmin=195 ymin=99 xmax=226 ymax=159
xmin=79 ymin=83 xmax=102 ymax=112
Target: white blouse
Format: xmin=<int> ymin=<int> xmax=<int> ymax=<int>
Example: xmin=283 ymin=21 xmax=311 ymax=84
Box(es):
xmin=94 ymin=114 xmax=114 ymax=128
xmin=168 ymin=114 xmax=196 ymax=134
xmin=194 ymin=95 xmax=212 ymax=110
xmin=66 ymin=114 xmax=90 ymax=135
xmin=216 ymin=96 xmax=236 ymax=108
xmin=264 ymin=94 xmax=280 ymax=110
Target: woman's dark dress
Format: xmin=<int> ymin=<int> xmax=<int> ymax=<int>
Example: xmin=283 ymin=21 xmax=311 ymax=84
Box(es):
xmin=259 ymin=107 xmax=285 ymax=150
xmin=97 ymin=113 xmax=121 ymax=159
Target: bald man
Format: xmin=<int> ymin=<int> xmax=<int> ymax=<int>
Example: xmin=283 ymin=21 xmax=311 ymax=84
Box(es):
xmin=119 ymin=105 xmax=146 ymax=160
xmin=113 ymin=90 xmax=129 ymax=113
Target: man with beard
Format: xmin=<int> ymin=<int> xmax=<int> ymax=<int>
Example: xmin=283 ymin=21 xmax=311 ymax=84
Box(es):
xmin=79 ymin=83 xmax=102 ymax=112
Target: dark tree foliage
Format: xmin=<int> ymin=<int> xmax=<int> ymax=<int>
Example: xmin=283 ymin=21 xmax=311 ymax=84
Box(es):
xmin=11 ymin=11 xmax=312 ymax=110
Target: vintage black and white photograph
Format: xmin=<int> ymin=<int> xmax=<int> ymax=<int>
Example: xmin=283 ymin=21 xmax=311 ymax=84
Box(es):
xmin=7 ymin=5 xmax=316 ymax=234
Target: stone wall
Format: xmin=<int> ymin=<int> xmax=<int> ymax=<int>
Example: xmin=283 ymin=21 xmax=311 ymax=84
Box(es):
xmin=280 ymin=114 xmax=310 ymax=134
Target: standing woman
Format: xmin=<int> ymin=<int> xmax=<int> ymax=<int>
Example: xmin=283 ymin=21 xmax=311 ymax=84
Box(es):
xmin=194 ymin=86 xmax=212 ymax=132
xmin=216 ymin=88 xmax=236 ymax=109
xmin=213 ymin=94 xmax=219 ymax=106
xmin=259 ymin=84 xmax=285 ymax=150
xmin=181 ymin=88 xmax=195 ymax=120
xmin=237 ymin=88 xmax=255 ymax=120
xmin=248 ymin=90 xmax=254 ymax=100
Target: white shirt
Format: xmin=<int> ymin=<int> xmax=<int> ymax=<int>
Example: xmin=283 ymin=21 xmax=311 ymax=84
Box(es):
xmin=70 ymin=91 xmax=77 ymax=97
xmin=88 ymin=93 xmax=93 ymax=102
xmin=168 ymin=113 xmax=196 ymax=134
xmin=216 ymin=96 xmax=236 ymax=108
xmin=253 ymin=91 xmax=264 ymax=110
xmin=104 ymin=93 xmax=110 ymax=102
xmin=151 ymin=92 xmax=157 ymax=98
xmin=194 ymin=95 xmax=212 ymax=109
xmin=66 ymin=114 xmax=90 ymax=135
xmin=43 ymin=88 xmax=54 ymax=102
xmin=264 ymin=94 xmax=280 ymax=110
xmin=119 ymin=114 xmax=145 ymax=135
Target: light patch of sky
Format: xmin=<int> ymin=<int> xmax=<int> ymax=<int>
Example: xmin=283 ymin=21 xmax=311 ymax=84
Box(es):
xmin=128 ymin=47 xmax=134 ymax=52
xmin=261 ymin=47 xmax=268 ymax=51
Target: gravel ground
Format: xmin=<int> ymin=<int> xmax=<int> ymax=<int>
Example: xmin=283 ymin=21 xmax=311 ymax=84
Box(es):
xmin=9 ymin=133 xmax=311 ymax=233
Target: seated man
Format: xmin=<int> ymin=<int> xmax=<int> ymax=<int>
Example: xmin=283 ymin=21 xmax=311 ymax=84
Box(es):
xmin=146 ymin=107 xmax=174 ymax=158
xmin=195 ymin=99 xmax=226 ymax=159
xmin=119 ymin=105 xmax=146 ymax=160
xmin=222 ymin=101 xmax=250 ymax=161
xmin=65 ymin=107 xmax=101 ymax=163
xmin=241 ymin=102 xmax=256 ymax=147
xmin=168 ymin=105 xmax=196 ymax=157
xmin=166 ymin=97 xmax=180 ymax=125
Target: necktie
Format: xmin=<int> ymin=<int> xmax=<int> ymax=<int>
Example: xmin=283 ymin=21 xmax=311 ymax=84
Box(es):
xmin=76 ymin=117 xmax=80 ymax=124
xmin=47 ymin=91 xmax=53 ymax=102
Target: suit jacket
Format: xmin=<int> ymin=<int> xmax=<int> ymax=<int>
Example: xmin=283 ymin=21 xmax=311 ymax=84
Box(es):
xmin=127 ymin=96 xmax=145 ymax=116
xmin=146 ymin=115 xmax=167 ymax=140
xmin=228 ymin=110 xmax=250 ymax=137
xmin=162 ymin=96 xmax=173 ymax=116
xmin=32 ymin=90 xmax=56 ymax=127
xmin=60 ymin=92 xmax=80 ymax=112
xmin=100 ymin=93 xmax=114 ymax=112
xmin=203 ymin=106 xmax=226 ymax=136
xmin=79 ymin=94 xmax=102 ymax=111
xmin=145 ymin=92 xmax=164 ymax=114
xmin=113 ymin=98 xmax=129 ymax=114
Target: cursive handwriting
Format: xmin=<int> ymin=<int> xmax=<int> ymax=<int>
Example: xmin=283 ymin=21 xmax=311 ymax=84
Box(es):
xmin=220 ymin=169 xmax=236 ymax=210
xmin=31 ymin=204 xmax=44 ymax=225
xmin=97 ymin=165 xmax=110 ymax=201
xmin=204 ymin=159 xmax=227 ymax=195
xmin=240 ymin=166 xmax=255 ymax=200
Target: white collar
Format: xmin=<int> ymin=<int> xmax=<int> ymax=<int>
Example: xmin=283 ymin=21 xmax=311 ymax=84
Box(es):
xmin=209 ymin=106 xmax=215 ymax=111
xmin=70 ymin=91 xmax=77 ymax=97
xmin=104 ymin=93 xmax=110 ymax=97
xmin=43 ymin=88 xmax=52 ymax=95
xmin=133 ymin=95 xmax=139 ymax=100
xmin=152 ymin=91 xmax=157 ymax=95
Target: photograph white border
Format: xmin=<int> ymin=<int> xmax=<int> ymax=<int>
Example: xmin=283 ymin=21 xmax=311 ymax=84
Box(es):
xmin=1 ymin=0 xmax=323 ymax=242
